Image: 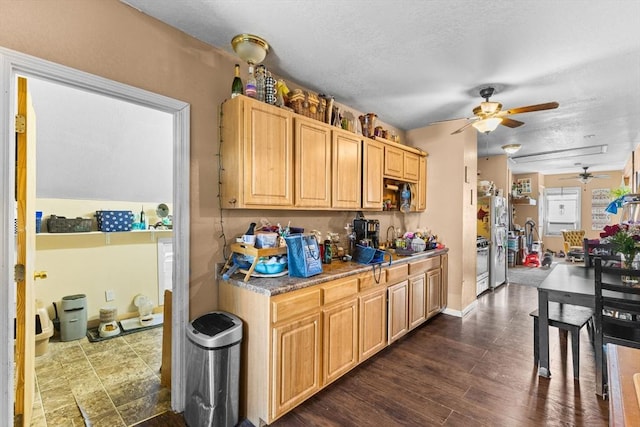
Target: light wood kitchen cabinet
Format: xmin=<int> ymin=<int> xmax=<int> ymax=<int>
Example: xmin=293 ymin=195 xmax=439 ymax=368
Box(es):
xmin=426 ymin=266 xmax=443 ymax=319
xmin=403 ymin=151 xmax=420 ymax=182
xmin=384 ymin=144 xmax=404 ymax=179
xmin=359 ymin=286 xmax=387 ymax=361
xmin=322 ymin=297 xmax=359 ymax=385
xmin=384 ymin=144 xmax=420 ymax=183
xmin=408 ymin=273 xmax=427 ymax=329
xmin=221 ymin=95 xmax=294 ymax=208
xmin=332 ymin=129 xmax=362 ymax=209
xmin=218 ymin=251 xmax=447 ymax=426
xmin=272 ymin=312 xmax=321 ymax=418
xmin=362 ymin=137 xmax=385 ymax=210
xmin=271 ymin=287 xmax=322 ymax=419
xmin=387 ymin=280 xmax=409 ymax=344
xmin=294 ymin=117 xmax=331 ymax=208
xmin=441 ymin=253 xmax=448 ymax=309
xmin=416 ymin=155 xmax=427 ymax=211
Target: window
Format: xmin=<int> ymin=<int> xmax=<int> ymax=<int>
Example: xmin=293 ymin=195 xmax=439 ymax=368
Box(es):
xmin=543 ymin=187 xmax=581 ymax=236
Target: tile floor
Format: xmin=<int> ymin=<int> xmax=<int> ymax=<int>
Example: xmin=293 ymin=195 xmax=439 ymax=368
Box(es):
xmin=30 ymin=326 xmax=169 ymax=427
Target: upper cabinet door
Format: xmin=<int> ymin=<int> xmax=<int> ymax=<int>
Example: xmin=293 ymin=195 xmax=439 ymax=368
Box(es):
xmin=403 ymin=151 xmax=420 ymax=182
xmin=416 ymin=155 xmax=427 ymax=211
xmin=362 ymin=138 xmax=384 ymax=210
xmin=244 ymin=100 xmax=294 ymax=207
xmin=384 ymin=145 xmax=403 ymax=179
xmin=332 ymin=129 xmax=362 ymax=209
xmin=295 ymin=117 xmax=331 ymax=208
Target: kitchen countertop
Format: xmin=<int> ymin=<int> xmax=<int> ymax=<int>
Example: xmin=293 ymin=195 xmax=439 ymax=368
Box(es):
xmin=220 ymin=247 xmax=449 ymax=296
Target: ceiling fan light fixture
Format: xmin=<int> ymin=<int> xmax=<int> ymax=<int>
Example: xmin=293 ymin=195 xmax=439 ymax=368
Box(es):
xmin=480 ymin=101 xmax=500 ymax=114
xmin=501 ymin=144 xmax=522 ymax=155
xmin=231 ymin=33 xmax=270 ymax=65
xmin=472 ymin=117 xmax=502 ymax=134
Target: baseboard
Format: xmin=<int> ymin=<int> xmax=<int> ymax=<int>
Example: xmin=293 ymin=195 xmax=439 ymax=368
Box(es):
xmin=442 ymin=300 xmax=478 ymax=318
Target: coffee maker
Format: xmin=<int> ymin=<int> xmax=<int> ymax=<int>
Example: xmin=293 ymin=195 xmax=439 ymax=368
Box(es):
xmin=353 ymin=217 xmax=380 ymax=248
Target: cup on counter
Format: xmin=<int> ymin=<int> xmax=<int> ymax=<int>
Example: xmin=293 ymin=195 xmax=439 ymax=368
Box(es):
xmin=242 ymin=234 xmax=256 ymax=246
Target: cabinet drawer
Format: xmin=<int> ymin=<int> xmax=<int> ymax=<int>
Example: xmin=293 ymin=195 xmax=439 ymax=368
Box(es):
xmin=359 ymin=268 xmax=387 ymax=291
xmin=272 ymin=288 xmax=321 ymax=324
xmin=322 ymin=277 xmax=359 ymax=305
xmin=409 ymin=256 xmax=440 ymax=275
xmin=386 ymin=264 xmax=409 ymax=283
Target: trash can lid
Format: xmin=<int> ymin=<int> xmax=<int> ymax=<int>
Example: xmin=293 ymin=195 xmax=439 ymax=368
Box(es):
xmin=192 ymin=312 xmax=234 ymax=336
xmin=63 ymin=294 xmax=86 ymax=300
xmin=187 ymin=311 xmax=242 ymax=348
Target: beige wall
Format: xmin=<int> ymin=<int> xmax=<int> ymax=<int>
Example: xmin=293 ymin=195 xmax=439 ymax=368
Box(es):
xmin=0 ymin=1 xmax=411 ymax=319
xmin=406 ymin=120 xmax=477 ymax=314
xmin=541 ymin=170 xmax=623 ymax=252
xmin=478 ymin=155 xmax=510 ymax=197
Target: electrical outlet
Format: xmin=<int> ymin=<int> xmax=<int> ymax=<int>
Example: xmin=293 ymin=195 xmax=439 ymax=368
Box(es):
xmin=105 ymin=290 xmax=115 ymax=302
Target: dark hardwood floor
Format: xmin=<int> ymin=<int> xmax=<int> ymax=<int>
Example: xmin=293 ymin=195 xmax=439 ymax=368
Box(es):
xmin=139 ymin=282 xmax=609 ymax=426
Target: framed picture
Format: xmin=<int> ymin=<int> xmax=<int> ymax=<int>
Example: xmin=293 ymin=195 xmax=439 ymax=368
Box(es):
xmin=517 ymin=178 xmax=532 ymax=194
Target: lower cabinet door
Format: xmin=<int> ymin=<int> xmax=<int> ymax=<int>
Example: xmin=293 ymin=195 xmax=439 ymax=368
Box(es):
xmin=409 ymin=273 xmax=426 ymax=329
xmin=426 ymin=268 xmax=442 ymax=319
xmin=272 ymin=313 xmax=321 ymax=419
xmin=388 ymin=280 xmax=409 ymax=344
xmin=322 ymin=298 xmax=359 ymax=385
xmin=359 ymin=287 xmax=387 ymax=361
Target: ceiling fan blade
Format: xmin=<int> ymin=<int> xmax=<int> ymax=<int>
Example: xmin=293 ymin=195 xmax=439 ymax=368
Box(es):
xmin=559 ymin=176 xmax=579 ymax=180
xmin=502 ymin=102 xmax=559 ymax=115
xmin=593 ymin=174 xmax=610 ymax=179
xmin=451 ymin=120 xmax=475 ymax=135
xmin=500 ymin=117 xmax=525 ymax=128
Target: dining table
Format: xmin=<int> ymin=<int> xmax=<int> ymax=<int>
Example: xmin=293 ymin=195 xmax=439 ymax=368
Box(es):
xmin=536 ymin=263 xmax=604 ymax=395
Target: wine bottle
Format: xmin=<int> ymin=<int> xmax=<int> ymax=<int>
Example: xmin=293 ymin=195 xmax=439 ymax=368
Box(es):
xmin=245 ymin=222 xmax=256 ymax=235
xmin=245 ymin=65 xmax=257 ymax=98
xmin=231 ymin=64 xmax=243 ymax=98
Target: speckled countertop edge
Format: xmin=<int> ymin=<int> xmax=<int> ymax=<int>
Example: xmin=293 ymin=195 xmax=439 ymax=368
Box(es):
xmin=220 ymin=247 xmax=449 ymax=296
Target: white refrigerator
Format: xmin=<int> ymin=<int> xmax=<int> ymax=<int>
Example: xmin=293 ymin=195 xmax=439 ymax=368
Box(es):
xmin=477 ymin=196 xmax=507 ymax=288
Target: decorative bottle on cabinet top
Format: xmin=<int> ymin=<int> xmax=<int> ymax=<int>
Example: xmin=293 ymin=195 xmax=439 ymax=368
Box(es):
xmin=245 ymin=65 xmax=257 ymax=98
xmin=231 ymin=64 xmax=243 ymax=98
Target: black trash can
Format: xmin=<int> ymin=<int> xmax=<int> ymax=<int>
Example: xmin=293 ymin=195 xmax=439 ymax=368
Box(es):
xmin=184 ymin=311 xmax=243 ymax=427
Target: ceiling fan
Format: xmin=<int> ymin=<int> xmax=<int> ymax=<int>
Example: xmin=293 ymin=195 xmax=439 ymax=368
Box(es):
xmin=560 ymin=166 xmax=610 ymax=184
xmin=451 ymin=87 xmax=559 ymax=135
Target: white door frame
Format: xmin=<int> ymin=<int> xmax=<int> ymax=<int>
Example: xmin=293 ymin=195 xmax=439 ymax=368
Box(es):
xmin=0 ymin=46 xmax=190 ymax=423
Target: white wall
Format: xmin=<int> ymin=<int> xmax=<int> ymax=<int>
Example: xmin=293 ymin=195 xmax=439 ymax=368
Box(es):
xmin=29 ymin=77 xmax=173 ymax=202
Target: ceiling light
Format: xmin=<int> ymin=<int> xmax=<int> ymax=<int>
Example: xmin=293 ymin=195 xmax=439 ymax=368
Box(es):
xmin=501 ymin=144 xmax=522 ymax=155
xmin=231 ymin=34 xmax=270 ymax=65
xmin=472 ymin=117 xmax=502 ymax=134
xmin=580 ymin=176 xmax=593 ymax=184
xmin=480 ymin=101 xmax=501 ymax=115
xmin=511 ymin=144 xmax=608 ymax=163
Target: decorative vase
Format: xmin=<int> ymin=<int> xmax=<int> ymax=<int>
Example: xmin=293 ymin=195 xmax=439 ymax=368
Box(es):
xmin=620 ymin=252 xmax=640 ymax=285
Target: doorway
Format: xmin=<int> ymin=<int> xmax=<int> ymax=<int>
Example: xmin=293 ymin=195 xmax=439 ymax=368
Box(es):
xmin=0 ymin=47 xmax=190 ymax=425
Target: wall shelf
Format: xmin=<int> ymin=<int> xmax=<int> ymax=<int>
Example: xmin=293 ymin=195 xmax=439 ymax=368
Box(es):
xmin=36 ymin=229 xmax=172 ymax=244
xmin=512 ymin=197 xmax=537 ymax=206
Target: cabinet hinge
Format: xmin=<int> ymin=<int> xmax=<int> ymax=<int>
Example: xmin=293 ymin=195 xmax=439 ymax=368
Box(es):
xmin=14 ymin=264 xmax=25 ymax=282
xmin=15 ymin=114 xmax=25 ymax=134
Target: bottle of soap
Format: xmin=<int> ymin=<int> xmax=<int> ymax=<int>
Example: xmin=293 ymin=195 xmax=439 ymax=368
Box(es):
xmin=140 ymin=206 xmax=146 ymax=230
xmin=323 ymin=239 xmax=332 ymax=264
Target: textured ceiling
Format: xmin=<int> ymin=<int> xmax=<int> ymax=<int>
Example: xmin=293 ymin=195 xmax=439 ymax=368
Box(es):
xmin=121 ymin=0 xmax=640 ymax=176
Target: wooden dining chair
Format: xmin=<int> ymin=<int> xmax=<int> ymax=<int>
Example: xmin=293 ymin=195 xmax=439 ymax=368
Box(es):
xmin=594 ymin=258 xmax=640 ymax=398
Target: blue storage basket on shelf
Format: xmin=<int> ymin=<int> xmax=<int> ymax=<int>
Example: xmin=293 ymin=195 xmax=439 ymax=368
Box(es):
xmin=95 ymin=210 xmax=134 ymax=232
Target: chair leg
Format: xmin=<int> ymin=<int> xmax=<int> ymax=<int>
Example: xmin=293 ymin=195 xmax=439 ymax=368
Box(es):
xmin=533 ymin=317 xmax=539 ymax=365
xmin=570 ymin=327 xmax=579 ymax=379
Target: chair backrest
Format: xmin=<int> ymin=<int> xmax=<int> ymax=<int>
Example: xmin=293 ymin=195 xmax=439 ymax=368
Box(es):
xmin=594 ymin=258 xmax=640 ymax=348
xmin=562 ymin=230 xmax=586 ymax=247
xmin=584 ymin=238 xmax=620 ymax=268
